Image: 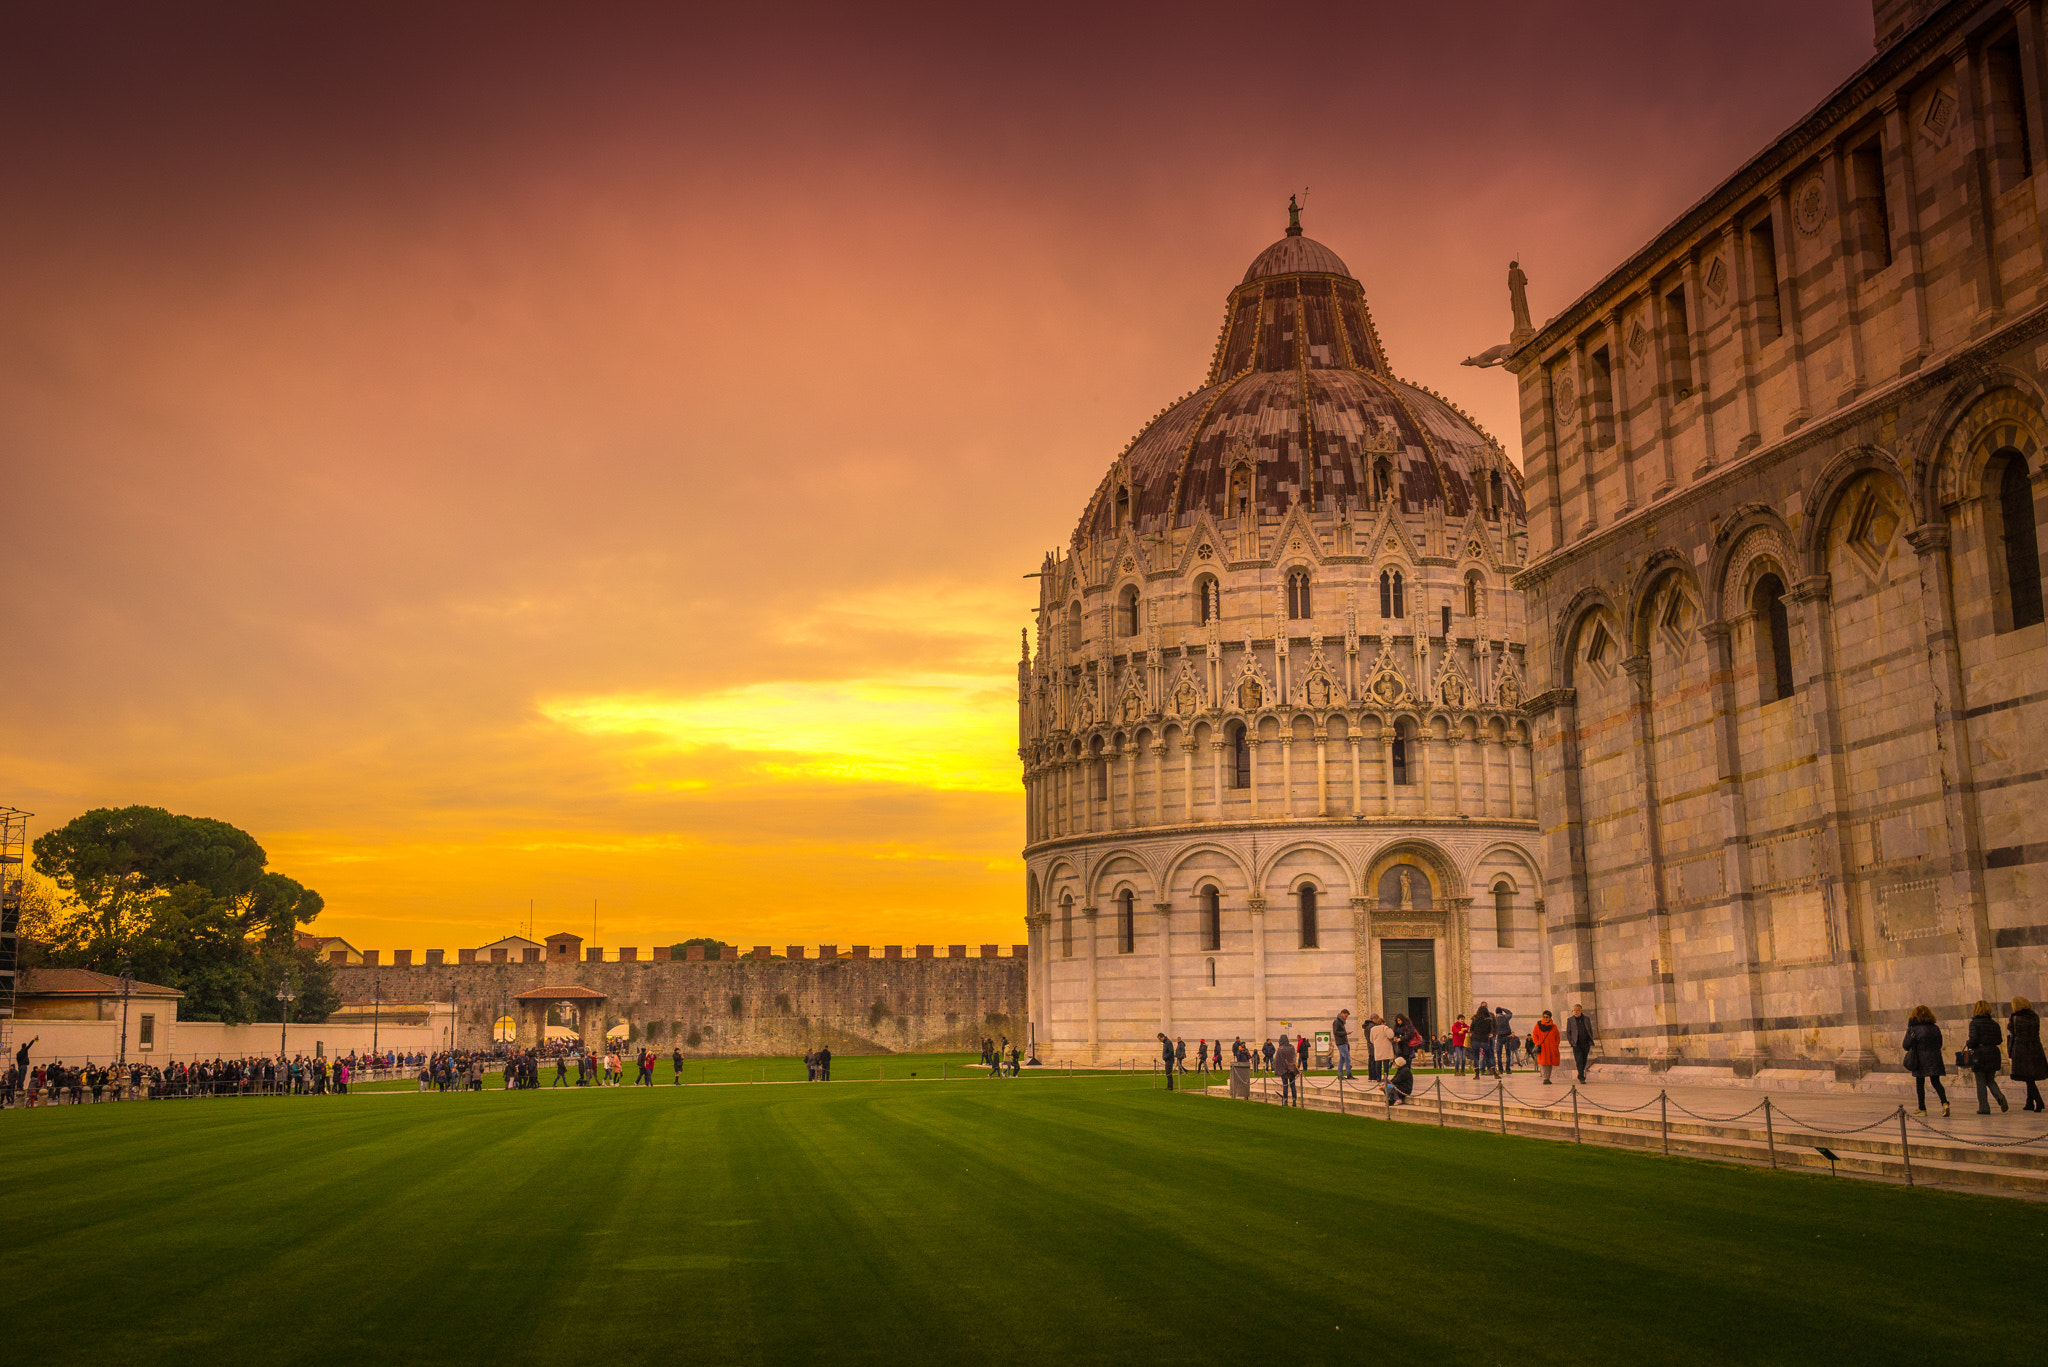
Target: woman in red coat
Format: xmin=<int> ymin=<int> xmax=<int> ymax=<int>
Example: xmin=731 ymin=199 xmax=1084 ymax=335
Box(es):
xmin=1531 ymin=1011 xmax=1563 ymax=1084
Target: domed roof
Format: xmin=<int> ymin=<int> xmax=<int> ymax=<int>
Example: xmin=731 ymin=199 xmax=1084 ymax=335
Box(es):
xmin=1242 ymin=233 xmax=1351 ymax=283
xmin=1079 ymin=208 xmax=1521 ymax=544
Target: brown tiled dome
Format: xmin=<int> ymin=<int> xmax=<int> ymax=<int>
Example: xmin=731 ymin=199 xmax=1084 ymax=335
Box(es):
xmin=1080 ymin=218 xmax=1521 ymax=542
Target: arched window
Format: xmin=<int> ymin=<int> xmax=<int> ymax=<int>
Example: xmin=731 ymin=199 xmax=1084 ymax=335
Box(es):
xmin=1379 ymin=569 xmax=1406 ymax=619
xmin=1297 ymin=884 xmax=1319 ymax=949
xmin=1196 ymin=575 xmax=1218 ymax=624
xmin=1112 ymin=486 xmax=1129 ymax=536
xmin=1391 ymin=734 xmax=1410 ymax=786
xmin=1229 ymin=722 xmax=1251 ymax=789
xmin=1060 ymin=895 xmax=1074 ymax=958
xmin=1067 ymin=601 xmax=1083 ymax=650
xmin=1117 ymin=889 xmax=1135 ymax=954
xmin=1393 ymin=571 xmax=1405 ymax=619
xmin=1287 ymin=569 xmax=1312 ymax=620
xmin=1206 ymin=957 xmax=1216 ymax=987
xmin=1200 ymin=885 xmax=1221 ymax=950
xmin=1093 ymin=757 xmax=1109 ymax=801
xmin=1119 ymin=584 xmax=1141 ymax=637
xmin=1465 ymin=571 xmax=1482 ymax=618
xmin=1374 ymin=458 xmax=1393 ymax=504
xmin=1229 ymin=466 xmax=1251 ymax=519
xmin=1995 ymin=451 xmax=2045 ymax=630
xmin=1494 ymin=882 xmax=1514 ymax=948
xmin=1752 ymin=573 xmax=1795 ymax=704
xmin=1490 ymin=470 xmax=1505 ymax=516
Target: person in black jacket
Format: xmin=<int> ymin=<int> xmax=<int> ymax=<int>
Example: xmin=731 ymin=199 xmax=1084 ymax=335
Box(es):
xmin=1158 ymin=1033 xmax=1176 ymax=1091
xmin=1967 ymin=1001 xmax=2009 ymax=1114
xmin=1903 ymin=1004 xmax=1949 ymax=1116
xmin=1470 ymin=1004 xmax=1497 ymax=1077
xmin=2009 ymin=997 xmax=2046 ymax=1113
xmin=1566 ymin=1004 xmax=1595 ymax=1082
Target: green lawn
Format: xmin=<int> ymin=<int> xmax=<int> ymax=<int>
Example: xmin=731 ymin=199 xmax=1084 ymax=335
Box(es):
xmin=5 ymin=1063 xmax=2042 ymax=1366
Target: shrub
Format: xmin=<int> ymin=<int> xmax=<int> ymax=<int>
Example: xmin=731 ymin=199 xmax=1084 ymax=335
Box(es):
xmin=728 ymin=993 xmax=743 ymax=1017
xmin=687 ymin=1028 xmax=702 ymax=1047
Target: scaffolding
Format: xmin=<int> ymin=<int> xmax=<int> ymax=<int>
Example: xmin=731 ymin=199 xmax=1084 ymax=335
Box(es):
xmin=0 ymin=807 xmax=30 ymax=1060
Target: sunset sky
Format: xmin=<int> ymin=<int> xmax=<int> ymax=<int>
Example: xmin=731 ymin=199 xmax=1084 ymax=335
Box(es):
xmin=2 ymin=1 xmax=1875 ymax=954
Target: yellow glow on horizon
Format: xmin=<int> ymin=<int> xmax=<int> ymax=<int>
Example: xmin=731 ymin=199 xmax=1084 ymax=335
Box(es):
xmin=540 ymin=672 xmax=1018 ymax=793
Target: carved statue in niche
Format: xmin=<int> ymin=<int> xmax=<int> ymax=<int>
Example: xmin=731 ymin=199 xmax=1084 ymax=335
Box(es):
xmin=1375 ymin=864 xmax=1433 ymax=913
xmin=1496 ymin=669 xmax=1520 ymax=709
xmin=1238 ymin=677 xmax=1263 ymax=711
xmin=1369 ymin=669 xmax=1406 ymax=708
xmin=1171 ymin=676 xmax=1199 ymax=716
xmin=1121 ymin=690 xmax=1143 ymax=723
xmin=1306 ymin=676 xmax=1334 ymax=708
xmin=1399 ymin=869 xmax=1415 ymax=912
xmin=1440 ymin=674 xmax=1467 ymax=709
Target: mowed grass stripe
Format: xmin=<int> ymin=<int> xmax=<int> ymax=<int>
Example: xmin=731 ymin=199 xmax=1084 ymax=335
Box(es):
xmin=4 ymin=1077 xmax=2044 ymax=1366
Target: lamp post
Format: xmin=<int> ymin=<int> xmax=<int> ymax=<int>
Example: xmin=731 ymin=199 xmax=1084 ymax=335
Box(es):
xmin=371 ymin=971 xmax=381 ymax=1062
xmin=118 ymin=960 xmax=134 ymax=1071
xmin=276 ymin=975 xmax=295 ymax=1062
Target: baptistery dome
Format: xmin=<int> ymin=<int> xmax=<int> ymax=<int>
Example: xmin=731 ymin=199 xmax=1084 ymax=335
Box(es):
xmin=1016 ymin=209 xmax=1544 ymax=1066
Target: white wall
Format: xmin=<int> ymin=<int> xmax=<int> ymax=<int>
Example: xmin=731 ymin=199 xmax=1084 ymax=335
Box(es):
xmin=13 ymin=1017 xmax=449 ymax=1066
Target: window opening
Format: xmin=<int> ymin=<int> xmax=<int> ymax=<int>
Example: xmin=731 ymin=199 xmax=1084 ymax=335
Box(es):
xmin=1391 ymin=735 xmax=1410 ymax=786
xmin=1989 ymin=36 xmax=2034 ymax=193
xmin=1067 ymin=601 xmax=1083 ymax=650
xmin=1749 ymin=214 xmax=1783 ymax=343
xmin=1998 ymin=453 xmax=2045 ymax=630
xmin=1589 ymin=346 xmax=1615 ymax=447
xmin=1200 ymin=886 xmax=1221 ymax=951
xmin=1206 ymin=957 xmax=1216 ymax=987
xmin=1465 ymin=571 xmax=1482 ymax=618
xmin=1850 ymin=137 xmax=1892 ymax=274
xmin=1060 ymin=897 xmax=1074 ymax=958
xmin=1119 ymin=585 xmax=1141 ymax=638
xmin=1298 ymin=885 xmax=1319 ymax=949
xmin=1494 ymin=884 xmax=1514 ymax=948
xmin=1117 ymin=890 xmax=1135 ymax=954
xmin=1229 ymin=723 xmax=1250 ymax=789
xmin=1287 ymin=569 xmax=1311 ymax=620
xmin=1753 ymin=573 xmax=1796 ymax=704
xmin=1662 ymin=284 xmax=1693 ymax=394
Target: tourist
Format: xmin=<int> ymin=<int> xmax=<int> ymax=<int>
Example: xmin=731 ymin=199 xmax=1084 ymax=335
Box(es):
xmin=1531 ymin=1011 xmax=1561 ymax=1084
xmin=1383 ymin=1054 xmax=1413 ymax=1107
xmin=1197 ymin=1039 xmax=1209 ymax=1075
xmin=1470 ymin=1003 xmax=1496 ymax=1077
xmin=818 ymin=1045 xmax=832 ymax=1081
xmin=1495 ymin=1006 xmax=1516 ymax=1072
xmin=1009 ymin=1044 xmax=1021 ymax=1077
xmin=672 ymin=1045 xmax=684 ymax=1086
xmin=1174 ymin=1036 xmax=1186 ymax=1076
xmin=1391 ymin=1016 xmax=1416 ymax=1064
xmin=1367 ymin=1015 xmax=1394 ymax=1082
xmin=1903 ymin=1005 xmax=1949 ymax=1116
xmin=1967 ymin=1001 xmax=2010 ymax=1114
xmin=1332 ymin=1010 xmax=1353 ymax=1079
xmin=1566 ymin=1004 xmax=1594 ymax=1082
xmin=1158 ymin=1033 xmax=1176 ymax=1090
xmin=1450 ymin=1014 xmax=1468 ymax=1075
xmin=1275 ymin=1033 xmax=1299 ymax=1106
xmin=2010 ymin=998 xmax=2045 ymax=1113
xmin=554 ymin=1054 xmax=568 ymax=1087
xmin=1260 ymin=1038 xmax=1275 ymax=1075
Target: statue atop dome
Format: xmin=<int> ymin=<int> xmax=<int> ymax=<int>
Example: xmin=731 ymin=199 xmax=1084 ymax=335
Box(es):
xmin=1286 ymin=193 xmax=1304 ymax=237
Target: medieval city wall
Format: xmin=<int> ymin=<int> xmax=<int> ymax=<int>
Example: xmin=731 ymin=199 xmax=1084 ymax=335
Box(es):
xmin=331 ymin=958 xmax=1028 ymax=1056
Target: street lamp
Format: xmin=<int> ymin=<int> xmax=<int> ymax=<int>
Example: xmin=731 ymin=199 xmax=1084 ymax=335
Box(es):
xmin=118 ymin=959 xmax=134 ymax=1071
xmin=371 ymin=970 xmax=381 ymax=1063
xmin=276 ymin=974 xmax=295 ymax=1065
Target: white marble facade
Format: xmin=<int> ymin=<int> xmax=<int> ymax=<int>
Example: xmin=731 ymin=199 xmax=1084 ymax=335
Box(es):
xmin=1019 ymin=217 xmax=1544 ymax=1061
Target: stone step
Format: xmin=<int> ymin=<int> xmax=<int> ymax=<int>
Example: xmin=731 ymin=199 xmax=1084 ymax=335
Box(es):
xmin=1202 ymin=1085 xmax=2048 ymax=1196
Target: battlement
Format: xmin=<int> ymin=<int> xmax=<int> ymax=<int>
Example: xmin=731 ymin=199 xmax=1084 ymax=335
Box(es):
xmin=337 ymin=942 xmax=1029 ymax=967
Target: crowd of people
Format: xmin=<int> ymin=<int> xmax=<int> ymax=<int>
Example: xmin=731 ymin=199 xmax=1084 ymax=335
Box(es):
xmin=980 ymin=1036 xmax=1020 ymax=1077
xmin=1901 ymin=997 xmax=2046 ymax=1116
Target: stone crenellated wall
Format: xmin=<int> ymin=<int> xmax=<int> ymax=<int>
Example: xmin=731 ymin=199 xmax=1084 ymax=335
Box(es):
xmin=330 ymin=957 xmax=1027 ymax=1056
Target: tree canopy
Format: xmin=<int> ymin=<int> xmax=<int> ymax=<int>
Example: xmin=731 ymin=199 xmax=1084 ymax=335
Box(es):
xmin=29 ymin=806 xmax=336 ymax=1024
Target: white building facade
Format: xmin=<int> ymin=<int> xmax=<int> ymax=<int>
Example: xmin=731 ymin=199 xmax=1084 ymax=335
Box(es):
xmin=1020 ymin=215 xmax=1546 ymax=1061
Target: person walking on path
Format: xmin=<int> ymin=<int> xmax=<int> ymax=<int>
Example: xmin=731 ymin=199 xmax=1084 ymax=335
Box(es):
xmin=1275 ymin=1033 xmax=1300 ymax=1107
xmin=1174 ymin=1037 xmax=1187 ymax=1076
xmin=1967 ymin=1000 xmax=2010 ymax=1114
xmin=1333 ymin=1010 xmax=1353 ymax=1079
xmin=1197 ymin=1039 xmax=1209 ymax=1075
xmin=2010 ymin=997 xmax=2046 ymax=1112
xmin=1903 ymin=1004 xmax=1949 ymax=1116
xmin=1159 ymin=1033 xmax=1177 ymax=1091
xmin=672 ymin=1046 xmax=684 ymax=1085
xmin=1531 ymin=1011 xmax=1562 ymax=1084
xmin=1368 ymin=1016 xmax=1395 ymax=1083
xmin=1565 ymin=1005 xmax=1593 ymax=1083
xmin=1450 ymin=1015 xmax=1468 ymax=1074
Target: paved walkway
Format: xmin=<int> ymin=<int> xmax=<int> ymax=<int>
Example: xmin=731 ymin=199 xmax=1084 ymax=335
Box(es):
xmin=1271 ymin=1069 xmax=2048 ymax=1151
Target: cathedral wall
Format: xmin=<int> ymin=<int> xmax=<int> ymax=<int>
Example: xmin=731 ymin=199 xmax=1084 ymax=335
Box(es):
xmin=1513 ymin=0 xmax=2048 ymax=1084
